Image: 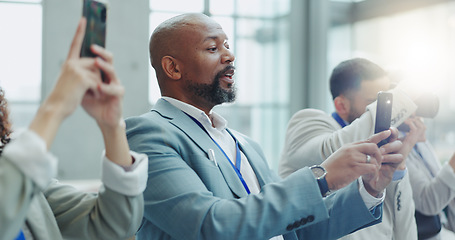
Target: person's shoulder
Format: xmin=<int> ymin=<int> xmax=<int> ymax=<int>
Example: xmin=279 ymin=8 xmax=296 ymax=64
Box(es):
xmin=291 ymin=108 xmax=327 ymax=119
xmin=289 ymin=108 xmax=331 ymax=125
xmin=125 ymin=110 xmax=170 ymax=136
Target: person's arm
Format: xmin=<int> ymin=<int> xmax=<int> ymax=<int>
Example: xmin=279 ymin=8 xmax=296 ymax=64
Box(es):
xmin=30 ymin=17 xmax=146 ymax=238
xmin=408 ymin=145 xmax=455 ymax=215
xmin=126 ymin=115 xmax=383 ymax=240
xmin=279 ymin=88 xmax=417 ymax=178
xmin=29 ymin=18 xmax=101 ymax=149
xmin=44 ymin=150 xmax=147 ymax=239
xmin=0 ymin=130 xmax=57 ymax=240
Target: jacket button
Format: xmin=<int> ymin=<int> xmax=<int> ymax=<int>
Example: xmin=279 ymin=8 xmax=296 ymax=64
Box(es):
xmin=300 ymin=218 xmax=308 ymax=225
xmin=293 ymin=221 xmax=300 ymax=229
xmin=286 ymin=224 xmax=293 ymax=231
xmin=307 ymin=215 xmax=315 ymax=222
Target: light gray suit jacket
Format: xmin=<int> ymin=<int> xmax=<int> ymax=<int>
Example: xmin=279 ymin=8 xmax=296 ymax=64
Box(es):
xmin=125 ymin=99 xmax=382 ymax=240
xmin=0 ymin=133 xmax=145 ymax=240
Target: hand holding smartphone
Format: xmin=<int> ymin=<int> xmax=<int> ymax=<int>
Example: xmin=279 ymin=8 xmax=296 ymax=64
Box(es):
xmin=80 ymin=0 xmax=108 ymax=82
xmin=374 ymin=91 xmax=393 ymax=147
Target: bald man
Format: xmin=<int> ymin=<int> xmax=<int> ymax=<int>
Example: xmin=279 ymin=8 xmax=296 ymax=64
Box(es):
xmin=125 ymin=13 xmax=404 ymax=240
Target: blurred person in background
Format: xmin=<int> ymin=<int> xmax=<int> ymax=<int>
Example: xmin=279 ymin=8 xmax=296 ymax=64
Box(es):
xmin=402 ymin=115 xmax=455 ymax=240
xmin=280 ymin=58 xmax=419 ymax=239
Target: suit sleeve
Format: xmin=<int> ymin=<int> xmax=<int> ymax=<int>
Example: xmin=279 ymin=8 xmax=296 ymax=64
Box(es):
xmin=126 ymin=115 xmax=381 ymax=240
xmin=407 ymin=145 xmax=455 ymax=215
xmin=45 ymin=152 xmax=147 ymax=240
xmin=0 ymin=130 xmax=56 ymax=240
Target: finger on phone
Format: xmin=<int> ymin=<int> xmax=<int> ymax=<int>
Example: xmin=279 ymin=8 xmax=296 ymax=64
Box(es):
xmin=380 ymin=140 xmax=402 ymax=155
xmin=91 ymin=44 xmax=113 ymax=63
xmin=356 ymin=142 xmax=383 ymax=166
xmin=388 ymin=127 xmax=399 ymax=142
xmin=98 ymin=84 xmax=124 ymax=98
xmin=68 ymin=18 xmax=86 ymax=60
xmin=95 ymin=57 xmax=117 ymax=83
xmin=368 ymin=130 xmax=392 ymax=145
xmin=381 ymin=153 xmax=403 ymax=165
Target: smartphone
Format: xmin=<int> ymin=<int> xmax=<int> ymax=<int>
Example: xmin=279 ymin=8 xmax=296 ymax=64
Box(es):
xmin=374 ymin=91 xmax=393 ymax=147
xmin=80 ymin=0 xmax=108 ymax=81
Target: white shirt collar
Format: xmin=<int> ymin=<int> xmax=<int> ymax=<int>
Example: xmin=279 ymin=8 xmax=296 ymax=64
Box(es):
xmin=161 ymin=97 xmax=228 ymax=131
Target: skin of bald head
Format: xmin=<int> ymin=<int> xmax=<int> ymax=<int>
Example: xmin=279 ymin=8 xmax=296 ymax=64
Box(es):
xmin=149 ymin=13 xmax=209 ymax=76
xmin=148 ymin=13 xmax=236 ymax=115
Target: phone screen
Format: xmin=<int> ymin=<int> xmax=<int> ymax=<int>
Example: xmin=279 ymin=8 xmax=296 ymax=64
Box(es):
xmin=80 ymin=0 xmax=107 ymax=58
xmin=374 ymin=91 xmax=393 ymax=147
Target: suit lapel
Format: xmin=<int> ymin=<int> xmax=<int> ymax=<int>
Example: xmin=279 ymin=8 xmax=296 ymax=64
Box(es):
xmin=153 ymin=99 xmax=249 ymax=198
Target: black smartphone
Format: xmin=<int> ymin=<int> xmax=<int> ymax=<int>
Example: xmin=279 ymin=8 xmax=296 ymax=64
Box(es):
xmin=80 ymin=0 xmax=108 ymax=81
xmin=374 ymin=91 xmax=393 ymax=147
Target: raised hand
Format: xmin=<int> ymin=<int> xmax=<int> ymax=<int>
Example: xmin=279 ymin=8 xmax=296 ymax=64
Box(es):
xmin=362 ymin=127 xmax=404 ymax=197
xmin=397 ymin=117 xmax=426 ymax=162
xmin=29 ymin=18 xmax=102 ymax=149
xmin=321 ymin=131 xmax=385 ymax=191
xmin=81 ymin=45 xmax=125 ymax=130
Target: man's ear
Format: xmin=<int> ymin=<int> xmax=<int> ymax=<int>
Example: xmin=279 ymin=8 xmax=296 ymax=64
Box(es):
xmin=161 ymin=56 xmax=181 ymax=80
xmin=334 ymin=95 xmax=350 ymax=118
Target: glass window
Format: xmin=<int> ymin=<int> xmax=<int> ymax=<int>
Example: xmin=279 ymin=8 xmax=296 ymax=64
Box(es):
xmin=150 ymin=0 xmax=204 ymax=13
xmin=0 ymin=1 xmax=42 ymax=129
xmin=149 ymin=0 xmax=290 ymax=169
xmin=0 ymin=2 xmax=42 ymax=102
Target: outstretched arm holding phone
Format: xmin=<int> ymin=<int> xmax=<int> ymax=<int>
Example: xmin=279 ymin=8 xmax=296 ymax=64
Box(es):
xmin=0 ymin=18 xmax=148 ymax=240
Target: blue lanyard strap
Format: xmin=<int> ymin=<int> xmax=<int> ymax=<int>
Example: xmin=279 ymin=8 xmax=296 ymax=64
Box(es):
xmin=184 ymin=112 xmax=251 ymax=194
xmin=15 ymin=230 xmax=25 ymax=240
xmin=332 ymin=112 xmax=347 ymax=128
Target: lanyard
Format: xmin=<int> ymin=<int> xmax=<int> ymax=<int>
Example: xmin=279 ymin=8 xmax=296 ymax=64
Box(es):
xmin=184 ymin=112 xmax=251 ymax=194
xmin=332 ymin=112 xmax=347 ymax=128
xmin=15 ymin=230 xmax=25 ymax=240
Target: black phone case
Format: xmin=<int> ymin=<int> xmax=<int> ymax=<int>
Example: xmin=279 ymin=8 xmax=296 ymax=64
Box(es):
xmin=374 ymin=91 xmax=393 ymax=147
xmin=80 ymin=0 xmax=107 ymax=58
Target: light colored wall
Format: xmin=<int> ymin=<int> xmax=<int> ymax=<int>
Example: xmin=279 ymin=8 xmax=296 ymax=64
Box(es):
xmin=42 ymin=0 xmax=150 ymax=179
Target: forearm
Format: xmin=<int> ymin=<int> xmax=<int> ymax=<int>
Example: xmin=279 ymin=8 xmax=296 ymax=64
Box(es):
xmin=28 ymin=98 xmax=67 ymax=150
xmin=99 ymin=120 xmax=132 ymax=166
xmin=412 ymin=165 xmax=455 ymax=214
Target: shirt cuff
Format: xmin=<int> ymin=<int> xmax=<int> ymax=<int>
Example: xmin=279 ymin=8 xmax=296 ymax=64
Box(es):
xmin=358 ymin=177 xmax=385 ymax=210
xmin=101 ymin=150 xmax=148 ymax=196
xmin=392 ymin=168 xmax=407 ymax=181
xmin=3 ymin=129 xmax=57 ymax=189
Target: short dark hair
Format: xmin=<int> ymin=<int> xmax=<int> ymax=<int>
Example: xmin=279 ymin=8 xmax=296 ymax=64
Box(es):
xmin=329 ymin=58 xmax=387 ymax=100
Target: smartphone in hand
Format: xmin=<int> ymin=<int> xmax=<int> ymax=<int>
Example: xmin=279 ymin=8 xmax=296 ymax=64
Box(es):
xmin=80 ymin=0 xmax=108 ymax=82
xmin=374 ymin=91 xmax=393 ymax=147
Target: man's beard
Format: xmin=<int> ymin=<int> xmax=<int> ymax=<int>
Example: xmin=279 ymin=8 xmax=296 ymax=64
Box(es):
xmin=186 ymin=66 xmax=236 ymax=105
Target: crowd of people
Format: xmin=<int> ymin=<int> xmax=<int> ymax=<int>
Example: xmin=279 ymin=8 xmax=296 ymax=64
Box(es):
xmin=2 ymin=11 xmax=455 ymax=240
